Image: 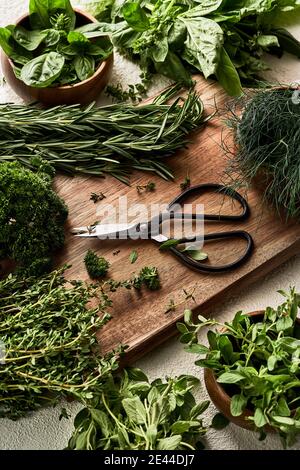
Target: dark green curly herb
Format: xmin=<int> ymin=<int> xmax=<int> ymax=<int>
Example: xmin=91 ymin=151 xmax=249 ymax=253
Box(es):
xmin=136 ymin=181 xmax=156 ymax=193
xmin=0 ymin=159 xmax=68 ymax=276
xmin=133 ymin=266 xmax=160 ymax=291
xmin=90 ymin=192 xmax=106 ymax=203
xmin=84 ymin=250 xmax=110 ymax=279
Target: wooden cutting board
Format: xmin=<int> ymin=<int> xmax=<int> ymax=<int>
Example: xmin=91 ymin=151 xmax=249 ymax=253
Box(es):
xmin=54 ymin=75 xmax=300 ymax=363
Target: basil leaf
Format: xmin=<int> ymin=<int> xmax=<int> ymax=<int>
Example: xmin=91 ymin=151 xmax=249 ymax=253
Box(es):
xmin=29 ymin=0 xmax=49 ymax=29
xmin=0 ymin=26 xmax=15 ymax=56
xmin=168 ymin=21 xmax=187 ymax=50
xmin=180 ymin=14 xmax=224 ymax=78
xmin=20 ymin=52 xmax=65 ymax=87
xmin=188 ymin=0 xmax=224 ymax=16
xmin=44 ymin=28 xmax=60 ymax=47
xmin=29 ymin=0 xmax=76 ymax=30
xmin=152 ymin=36 xmax=169 ymax=63
xmin=68 ymin=31 xmax=90 ymax=47
xmin=13 ymin=26 xmax=47 ymax=51
xmin=0 ymin=26 xmax=34 ymax=65
xmin=155 ymin=51 xmax=192 ymax=87
xmin=215 ymin=47 xmax=243 ymax=97
xmin=122 ymin=2 xmax=150 ymax=32
xmin=272 ymin=27 xmax=300 ymax=58
xmin=74 ymin=56 xmax=95 ymax=81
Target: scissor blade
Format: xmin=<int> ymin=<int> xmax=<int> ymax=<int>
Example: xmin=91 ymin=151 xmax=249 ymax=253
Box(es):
xmin=150 ymin=234 xmax=169 ymax=243
xmin=72 ymin=223 xmax=137 ymax=238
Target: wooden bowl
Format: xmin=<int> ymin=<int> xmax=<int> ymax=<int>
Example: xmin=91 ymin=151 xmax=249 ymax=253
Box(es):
xmin=0 ymin=9 xmax=113 ymax=106
xmin=204 ymin=310 xmax=300 ymax=432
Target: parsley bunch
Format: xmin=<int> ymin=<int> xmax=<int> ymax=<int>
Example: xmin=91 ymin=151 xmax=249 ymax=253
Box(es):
xmin=0 ymin=160 xmax=68 ymax=276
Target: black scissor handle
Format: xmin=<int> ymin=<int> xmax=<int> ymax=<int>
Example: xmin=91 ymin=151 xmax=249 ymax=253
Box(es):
xmin=167 ymin=183 xmax=250 ymax=222
xmin=168 ymin=231 xmax=254 ymax=273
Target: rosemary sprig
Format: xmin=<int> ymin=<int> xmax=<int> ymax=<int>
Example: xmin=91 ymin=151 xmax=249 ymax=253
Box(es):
xmin=0 ymin=86 xmax=205 ymax=183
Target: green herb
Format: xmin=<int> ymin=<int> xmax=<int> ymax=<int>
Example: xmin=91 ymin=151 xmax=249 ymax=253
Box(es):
xmin=133 ymin=266 xmax=160 ymax=291
xmin=84 ymin=250 xmax=110 ymax=279
xmin=0 ymin=159 xmax=68 ymax=276
xmin=225 ymin=88 xmax=300 ymax=219
xmin=136 ymin=181 xmax=156 ymax=193
xmin=0 ymin=0 xmax=113 ymax=88
xmin=66 ymin=369 xmax=209 ymax=450
xmin=129 ymin=250 xmax=138 ymax=264
xmin=165 ymin=288 xmax=196 ymax=314
xmin=160 ymin=240 xmax=208 ymax=262
xmin=81 ymin=0 xmax=300 ymax=97
xmin=211 ymin=413 xmax=230 ymax=430
xmin=106 ymin=71 xmax=152 ymax=103
xmin=179 ymin=288 xmax=300 ymax=447
xmin=182 ymin=247 xmax=208 ymax=262
xmin=159 ymin=239 xmax=180 ymax=251
xmin=180 ymin=174 xmax=191 ymax=191
xmin=0 ymin=85 xmax=205 ymax=182
xmin=0 ymin=266 xmax=124 ymax=420
xmin=90 ymin=192 xmax=106 ymax=203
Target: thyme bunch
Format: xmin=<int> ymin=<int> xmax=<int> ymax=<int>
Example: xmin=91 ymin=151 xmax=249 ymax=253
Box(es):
xmin=0 ymin=267 xmax=125 ymax=420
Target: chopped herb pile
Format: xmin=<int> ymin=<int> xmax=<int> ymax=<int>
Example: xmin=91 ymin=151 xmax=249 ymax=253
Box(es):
xmin=136 ymin=181 xmax=156 ymax=193
xmin=84 ymin=250 xmax=110 ymax=279
xmin=66 ymin=368 xmax=209 ymax=450
xmin=133 ymin=266 xmax=161 ymax=291
xmin=179 ymin=289 xmax=300 ymax=447
xmin=90 ymin=192 xmax=106 ymax=203
xmin=0 ymin=0 xmax=113 ymax=88
xmin=0 ymin=159 xmax=68 ymax=277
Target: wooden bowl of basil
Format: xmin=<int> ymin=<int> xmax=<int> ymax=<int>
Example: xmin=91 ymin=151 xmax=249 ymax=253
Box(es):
xmin=0 ymin=6 xmax=113 ymax=106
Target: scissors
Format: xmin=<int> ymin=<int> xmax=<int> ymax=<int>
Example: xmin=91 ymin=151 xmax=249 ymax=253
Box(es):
xmin=72 ymin=183 xmax=254 ymax=273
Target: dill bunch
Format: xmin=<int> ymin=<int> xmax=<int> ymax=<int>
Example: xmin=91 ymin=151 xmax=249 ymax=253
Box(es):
xmin=225 ymin=88 xmax=300 ymax=219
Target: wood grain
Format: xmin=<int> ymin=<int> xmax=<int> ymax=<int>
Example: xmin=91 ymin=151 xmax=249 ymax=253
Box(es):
xmin=54 ymin=76 xmax=300 ymax=363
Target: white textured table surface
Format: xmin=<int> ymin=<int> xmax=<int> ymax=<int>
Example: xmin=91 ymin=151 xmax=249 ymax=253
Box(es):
xmin=1 ymin=0 xmax=300 ymax=451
